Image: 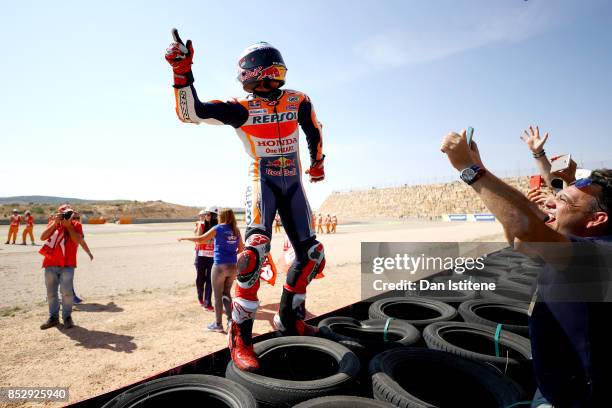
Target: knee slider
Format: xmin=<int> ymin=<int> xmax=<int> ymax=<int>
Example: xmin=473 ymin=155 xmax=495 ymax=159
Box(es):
xmin=237 ymin=233 xmax=270 ymax=288
xmin=307 ymin=241 xmax=325 ymax=269
xmin=287 ymin=241 xmax=326 ymax=292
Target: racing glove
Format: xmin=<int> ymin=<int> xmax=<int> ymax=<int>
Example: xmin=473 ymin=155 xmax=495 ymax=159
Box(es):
xmin=306 ymin=155 xmax=325 ymax=182
xmin=165 ymin=28 xmax=194 ymax=88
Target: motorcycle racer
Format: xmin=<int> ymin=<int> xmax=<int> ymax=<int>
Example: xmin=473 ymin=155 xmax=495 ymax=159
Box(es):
xmin=165 ymin=29 xmax=326 ymax=372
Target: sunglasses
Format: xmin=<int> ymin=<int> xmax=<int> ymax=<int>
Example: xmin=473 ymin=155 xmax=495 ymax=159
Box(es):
xmin=572 ymin=178 xmax=593 ymax=188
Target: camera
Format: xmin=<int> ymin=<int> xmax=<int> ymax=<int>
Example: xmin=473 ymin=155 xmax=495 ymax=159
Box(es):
xmin=62 ymin=211 xmax=74 ymax=220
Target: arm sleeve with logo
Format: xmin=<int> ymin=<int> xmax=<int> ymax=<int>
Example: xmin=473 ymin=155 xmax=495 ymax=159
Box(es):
xmin=173 ymin=85 xmax=249 ymax=128
xmin=297 ymin=96 xmax=324 ymax=163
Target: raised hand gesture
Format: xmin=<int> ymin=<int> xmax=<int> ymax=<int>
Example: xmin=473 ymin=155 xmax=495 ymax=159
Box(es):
xmin=520 ymin=126 xmax=549 ymax=154
xmin=165 ymin=28 xmax=195 ymax=87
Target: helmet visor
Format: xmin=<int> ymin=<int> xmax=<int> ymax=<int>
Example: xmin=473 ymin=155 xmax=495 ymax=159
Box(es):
xmin=239 ymin=47 xmax=285 ymax=70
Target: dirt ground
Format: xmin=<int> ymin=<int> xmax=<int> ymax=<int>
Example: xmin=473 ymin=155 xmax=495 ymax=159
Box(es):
xmin=0 ymin=220 xmax=504 ymax=407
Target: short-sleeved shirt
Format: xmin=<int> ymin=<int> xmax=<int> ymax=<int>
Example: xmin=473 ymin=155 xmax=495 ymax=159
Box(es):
xmin=41 ymin=221 xmax=84 ymax=268
xmin=529 ymin=235 xmax=612 ymax=407
xmin=213 ymin=224 xmax=239 ymax=265
xmin=25 ymin=215 xmax=34 ymax=227
xmin=64 ymin=221 xmax=84 ymax=267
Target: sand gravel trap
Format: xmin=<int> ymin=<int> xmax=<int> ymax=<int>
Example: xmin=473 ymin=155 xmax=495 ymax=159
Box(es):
xmin=0 ymin=220 xmax=504 ymax=407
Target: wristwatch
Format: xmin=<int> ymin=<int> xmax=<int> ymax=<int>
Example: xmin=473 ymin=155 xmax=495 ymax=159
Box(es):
xmin=460 ymin=165 xmax=486 ymax=185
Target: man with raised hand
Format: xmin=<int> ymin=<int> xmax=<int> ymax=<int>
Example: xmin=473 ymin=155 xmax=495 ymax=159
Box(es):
xmin=441 ymin=129 xmax=612 ymax=407
xmin=165 ymin=29 xmax=326 ymax=371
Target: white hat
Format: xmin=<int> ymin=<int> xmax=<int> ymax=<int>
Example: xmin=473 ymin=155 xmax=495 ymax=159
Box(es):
xmin=205 ymin=206 xmax=218 ymax=214
xmin=198 ymin=210 xmax=207 ymax=216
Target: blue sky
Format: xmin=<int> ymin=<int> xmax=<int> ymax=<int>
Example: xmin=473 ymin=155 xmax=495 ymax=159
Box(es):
xmin=1 ymin=0 xmax=611 ymax=208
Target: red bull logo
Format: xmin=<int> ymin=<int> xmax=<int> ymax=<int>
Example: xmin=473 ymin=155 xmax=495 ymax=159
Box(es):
xmin=265 ymin=156 xmax=297 ymax=176
xmin=268 ymin=157 xmax=295 ymax=168
xmin=241 ymin=67 xmax=263 ymax=82
xmin=265 ymin=167 xmax=297 ymax=177
xmin=257 ymin=65 xmax=286 ymax=81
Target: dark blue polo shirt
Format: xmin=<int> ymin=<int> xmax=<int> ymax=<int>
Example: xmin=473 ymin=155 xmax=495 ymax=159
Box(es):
xmin=529 ymin=235 xmax=612 ymax=407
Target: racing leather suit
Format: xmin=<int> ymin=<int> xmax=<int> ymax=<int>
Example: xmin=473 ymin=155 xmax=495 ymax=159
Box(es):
xmin=173 ymin=85 xmax=325 ymax=338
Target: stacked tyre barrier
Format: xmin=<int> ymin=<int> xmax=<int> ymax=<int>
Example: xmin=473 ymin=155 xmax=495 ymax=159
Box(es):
xmin=71 ymin=248 xmax=540 ymax=407
xmin=423 ymin=246 xmax=541 ymax=305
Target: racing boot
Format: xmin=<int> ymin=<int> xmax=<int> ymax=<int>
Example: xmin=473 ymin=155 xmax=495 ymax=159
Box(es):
xmin=228 ymin=319 xmax=259 ymax=372
xmin=295 ymin=319 xmax=320 ymax=336
xmin=274 ymin=289 xmax=319 ymax=336
xmin=274 ymin=240 xmax=326 ymax=336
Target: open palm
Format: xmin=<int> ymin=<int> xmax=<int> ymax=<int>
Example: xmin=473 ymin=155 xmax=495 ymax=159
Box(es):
xmin=520 ymin=126 xmax=549 ymax=153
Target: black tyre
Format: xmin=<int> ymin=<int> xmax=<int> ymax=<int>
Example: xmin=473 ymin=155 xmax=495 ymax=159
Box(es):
xmin=405 ymin=287 xmax=477 ymax=304
xmin=481 ymin=256 xmax=514 ymax=269
xmin=317 ymin=317 xmax=420 ymax=353
xmin=293 ymin=395 xmax=394 ymax=408
xmin=101 ymin=374 xmax=257 ymax=408
xmin=423 ymin=321 xmax=531 ymax=366
xmin=464 ymin=266 xmax=508 ymax=281
xmin=432 ymin=274 xmax=495 ymax=285
xmin=496 ymin=249 xmax=529 ymax=261
xmin=498 ymin=274 xmax=535 ymax=290
xmin=480 ymin=285 xmax=533 ymax=304
xmin=225 ymin=336 xmax=359 ymax=407
xmin=458 ymin=299 xmax=530 ymax=336
xmin=510 ymin=265 xmax=542 ymax=277
xmin=370 ymin=348 xmax=524 ymax=407
xmin=368 ymin=297 xmax=456 ymax=328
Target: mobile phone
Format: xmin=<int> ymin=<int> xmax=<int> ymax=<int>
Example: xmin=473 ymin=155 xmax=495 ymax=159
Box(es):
xmin=466 ymin=127 xmax=474 ymax=147
xmin=550 ymin=154 xmax=571 ymax=173
xmin=529 ymin=175 xmax=543 ymax=190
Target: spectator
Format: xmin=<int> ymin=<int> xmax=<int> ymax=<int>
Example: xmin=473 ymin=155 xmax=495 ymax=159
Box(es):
xmin=316 ymin=213 xmax=323 ymax=234
xmin=521 ymin=125 xmax=579 ymax=193
xmin=441 ymin=129 xmax=612 ymax=407
xmin=179 ymin=208 xmax=244 ymax=333
xmin=324 ymin=214 xmax=331 ymax=234
xmin=39 ymin=205 xmax=84 ymax=330
xmin=21 ymin=210 xmax=35 ymax=245
xmin=527 ymin=158 xmax=580 ymax=211
xmin=274 ymin=213 xmax=282 ymax=234
xmin=311 ymin=212 xmax=316 ymax=231
xmin=193 ymin=208 xmax=216 ymax=311
xmin=521 ymin=125 xmax=554 ymax=189
xmin=70 ymin=212 xmax=93 ymax=305
xmin=331 ymin=214 xmax=338 ymax=233
xmin=5 ymin=209 xmax=21 ymax=244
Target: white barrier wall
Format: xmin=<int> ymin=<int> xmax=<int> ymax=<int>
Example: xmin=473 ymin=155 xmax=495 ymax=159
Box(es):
xmin=442 ymin=214 xmax=497 ymax=222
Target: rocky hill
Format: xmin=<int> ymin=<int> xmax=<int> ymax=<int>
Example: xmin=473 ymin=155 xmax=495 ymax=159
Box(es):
xmin=0 ymin=197 xmax=205 ymax=221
